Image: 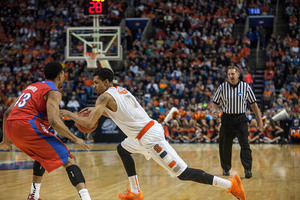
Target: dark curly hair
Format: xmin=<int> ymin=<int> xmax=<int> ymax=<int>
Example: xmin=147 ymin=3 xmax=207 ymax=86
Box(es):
xmin=93 ymin=68 xmax=114 ymax=82
xmin=44 ymin=61 xmax=63 ymax=80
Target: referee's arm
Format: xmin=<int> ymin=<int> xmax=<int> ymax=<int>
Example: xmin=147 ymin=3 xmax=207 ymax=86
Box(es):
xmin=250 ymin=103 xmax=263 ymax=131
xmin=247 ymin=86 xmax=263 ymax=132
xmin=212 ymin=85 xmax=222 ymax=118
xmin=212 ymin=102 xmax=221 ymax=118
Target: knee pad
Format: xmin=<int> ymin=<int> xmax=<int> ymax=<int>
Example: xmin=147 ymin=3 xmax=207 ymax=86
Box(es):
xmin=66 ymin=165 xmax=85 ymax=186
xmin=178 ymin=167 xmax=213 ymax=185
xmin=117 ymin=144 xmax=132 ymax=158
xmin=33 ymin=161 xmax=45 ymax=176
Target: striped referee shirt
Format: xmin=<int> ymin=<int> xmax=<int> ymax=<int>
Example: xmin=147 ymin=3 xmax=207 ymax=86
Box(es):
xmin=213 ymin=81 xmax=256 ymax=114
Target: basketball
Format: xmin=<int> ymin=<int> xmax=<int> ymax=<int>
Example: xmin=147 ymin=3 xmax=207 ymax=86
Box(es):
xmin=75 ymin=111 xmax=98 ymax=133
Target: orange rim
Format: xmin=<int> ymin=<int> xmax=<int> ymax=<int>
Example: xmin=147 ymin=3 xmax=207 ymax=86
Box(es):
xmin=84 ymin=52 xmax=98 ymax=59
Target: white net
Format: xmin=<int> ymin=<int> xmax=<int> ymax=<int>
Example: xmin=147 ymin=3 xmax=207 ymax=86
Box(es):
xmin=84 ymin=52 xmax=98 ymax=68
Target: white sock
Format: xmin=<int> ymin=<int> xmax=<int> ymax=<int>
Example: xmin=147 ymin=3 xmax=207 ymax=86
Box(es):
xmin=212 ymin=176 xmax=232 ymax=189
xmin=128 ymin=175 xmax=140 ymax=193
xmin=78 ymin=188 xmax=91 ymax=200
xmin=31 ymin=183 xmax=41 ymax=200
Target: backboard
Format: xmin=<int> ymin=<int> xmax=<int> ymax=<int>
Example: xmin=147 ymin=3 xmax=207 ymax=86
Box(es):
xmin=65 ymin=26 xmax=122 ymax=61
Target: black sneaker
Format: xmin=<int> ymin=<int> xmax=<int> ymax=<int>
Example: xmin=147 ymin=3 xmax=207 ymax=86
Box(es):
xmin=245 ymin=169 xmax=252 ymax=178
xmin=223 ymin=170 xmax=230 ymax=176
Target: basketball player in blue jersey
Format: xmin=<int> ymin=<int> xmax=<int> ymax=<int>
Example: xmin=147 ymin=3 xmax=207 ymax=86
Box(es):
xmin=61 ymin=68 xmax=246 ymax=200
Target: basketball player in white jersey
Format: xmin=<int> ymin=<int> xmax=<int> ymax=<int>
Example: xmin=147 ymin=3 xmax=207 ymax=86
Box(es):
xmin=60 ymin=68 xmax=246 ymax=200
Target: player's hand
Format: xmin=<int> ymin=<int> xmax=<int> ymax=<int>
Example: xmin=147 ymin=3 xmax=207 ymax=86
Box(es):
xmin=79 ymin=107 xmax=94 ymax=115
xmin=0 ymin=142 xmax=13 ymax=152
xmin=60 ymin=109 xmax=72 ymax=118
xmin=74 ymin=138 xmax=90 ymax=151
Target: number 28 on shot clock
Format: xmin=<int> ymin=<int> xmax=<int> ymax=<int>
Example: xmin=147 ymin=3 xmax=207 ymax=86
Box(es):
xmin=84 ymin=0 xmax=108 ymax=15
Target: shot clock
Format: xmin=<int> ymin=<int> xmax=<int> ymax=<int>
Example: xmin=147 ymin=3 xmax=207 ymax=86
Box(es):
xmin=84 ymin=0 xmax=108 ymax=15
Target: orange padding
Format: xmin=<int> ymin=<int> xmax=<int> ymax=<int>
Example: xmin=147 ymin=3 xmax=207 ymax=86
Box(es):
xmin=136 ymin=120 xmax=155 ymax=140
xmin=168 ymin=160 xmax=176 ymax=168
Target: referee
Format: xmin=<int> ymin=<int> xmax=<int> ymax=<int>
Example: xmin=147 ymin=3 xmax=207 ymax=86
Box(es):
xmin=212 ymin=66 xmax=263 ymax=179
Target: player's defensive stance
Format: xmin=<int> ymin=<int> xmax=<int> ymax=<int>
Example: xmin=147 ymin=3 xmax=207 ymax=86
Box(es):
xmin=61 ymin=68 xmax=246 ymax=200
xmin=0 ymin=61 xmax=91 ymax=200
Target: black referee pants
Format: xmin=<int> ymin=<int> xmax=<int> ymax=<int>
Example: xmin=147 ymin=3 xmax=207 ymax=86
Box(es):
xmin=219 ymin=113 xmax=252 ymax=172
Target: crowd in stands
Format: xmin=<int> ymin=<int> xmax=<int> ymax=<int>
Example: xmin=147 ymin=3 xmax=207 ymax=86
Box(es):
xmin=260 ymin=0 xmax=300 ymax=143
xmin=0 ymin=0 xmax=127 ymax=140
xmin=247 ymin=0 xmax=273 ymax=15
xmin=0 ymin=0 xmax=299 ymax=144
xmin=122 ymin=0 xmax=298 ymax=144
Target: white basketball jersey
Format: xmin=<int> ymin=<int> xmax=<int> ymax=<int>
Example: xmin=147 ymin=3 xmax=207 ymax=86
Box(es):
xmin=104 ymin=86 xmax=152 ymax=138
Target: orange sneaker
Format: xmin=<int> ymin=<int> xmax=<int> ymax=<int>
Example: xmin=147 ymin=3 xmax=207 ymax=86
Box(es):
xmin=227 ymin=174 xmax=246 ymax=200
xmin=117 ymin=188 xmax=144 ymax=200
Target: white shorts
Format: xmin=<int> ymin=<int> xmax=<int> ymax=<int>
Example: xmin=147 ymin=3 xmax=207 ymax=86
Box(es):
xmin=121 ymin=121 xmax=187 ymax=177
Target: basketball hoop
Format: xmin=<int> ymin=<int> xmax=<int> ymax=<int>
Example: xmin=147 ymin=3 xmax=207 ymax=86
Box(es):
xmin=84 ymin=52 xmax=98 ymax=68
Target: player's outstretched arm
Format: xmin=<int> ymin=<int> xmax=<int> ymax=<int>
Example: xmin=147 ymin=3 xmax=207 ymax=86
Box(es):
xmin=61 ymin=93 xmax=111 ymax=129
xmin=46 ymin=90 xmax=89 ymax=151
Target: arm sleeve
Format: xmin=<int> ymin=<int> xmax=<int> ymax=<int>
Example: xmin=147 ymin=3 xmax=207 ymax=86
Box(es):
xmin=213 ymin=84 xmax=222 ymax=105
xmin=247 ymin=84 xmax=257 ymax=104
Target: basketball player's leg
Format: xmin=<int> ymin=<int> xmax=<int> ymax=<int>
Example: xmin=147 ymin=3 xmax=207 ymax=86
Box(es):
xmin=64 ymin=156 xmax=91 ymax=200
xmin=28 ymin=144 xmax=91 ymax=200
xmin=117 ymin=144 xmax=137 ymax=177
xmin=148 ymin=140 xmax=246 ymax=200
xmin=6 ymin=120 xmax=91 ymax=200
xmin=119 ymin=135 xmax=234 ymax=197
xmin=5 ymin=121 xmax=46 ymax=200
xmin=27 ymin=161 xmax=45 ymax=200
xmin=116 ymin=138 xmax=145 ymax=200
xmin=141 ymin=125 xmax=219 ymax=186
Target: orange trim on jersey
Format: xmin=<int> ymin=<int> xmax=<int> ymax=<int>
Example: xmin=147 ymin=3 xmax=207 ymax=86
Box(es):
xmin=169 ymin=160 xmax=176 ymax=168
xmin=136 ymin=120 xmax=155 ymax=140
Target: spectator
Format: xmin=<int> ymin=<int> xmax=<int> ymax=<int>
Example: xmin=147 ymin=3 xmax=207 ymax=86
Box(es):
xmin=258 ymin=25 xmax=266 ymax=49
xmin=67 ymin=96 xmax=80 ymax=112
xmin=260 ymin=2 xmax=270 ymax=15
xmin=248 ymin=119 xmax=263 ymax=144
xmin=244 ymin=71 xmax=253 ymax=88
xmin=263 ymin=119 xmax=285 ymax=144
xmin=146 ymin=79 xmax=159 ymax=96
xmin=285 ymin=3 xmax=294 ymax=17
xmin=247 ymin=28 xmax=258 ymax=48
xmin=264 ymin=66 xmax=275 ymax=80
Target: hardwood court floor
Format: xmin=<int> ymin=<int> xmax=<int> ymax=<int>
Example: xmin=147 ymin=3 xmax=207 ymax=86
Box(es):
xmin=0 ymin=144 xmax=299 ymax=200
